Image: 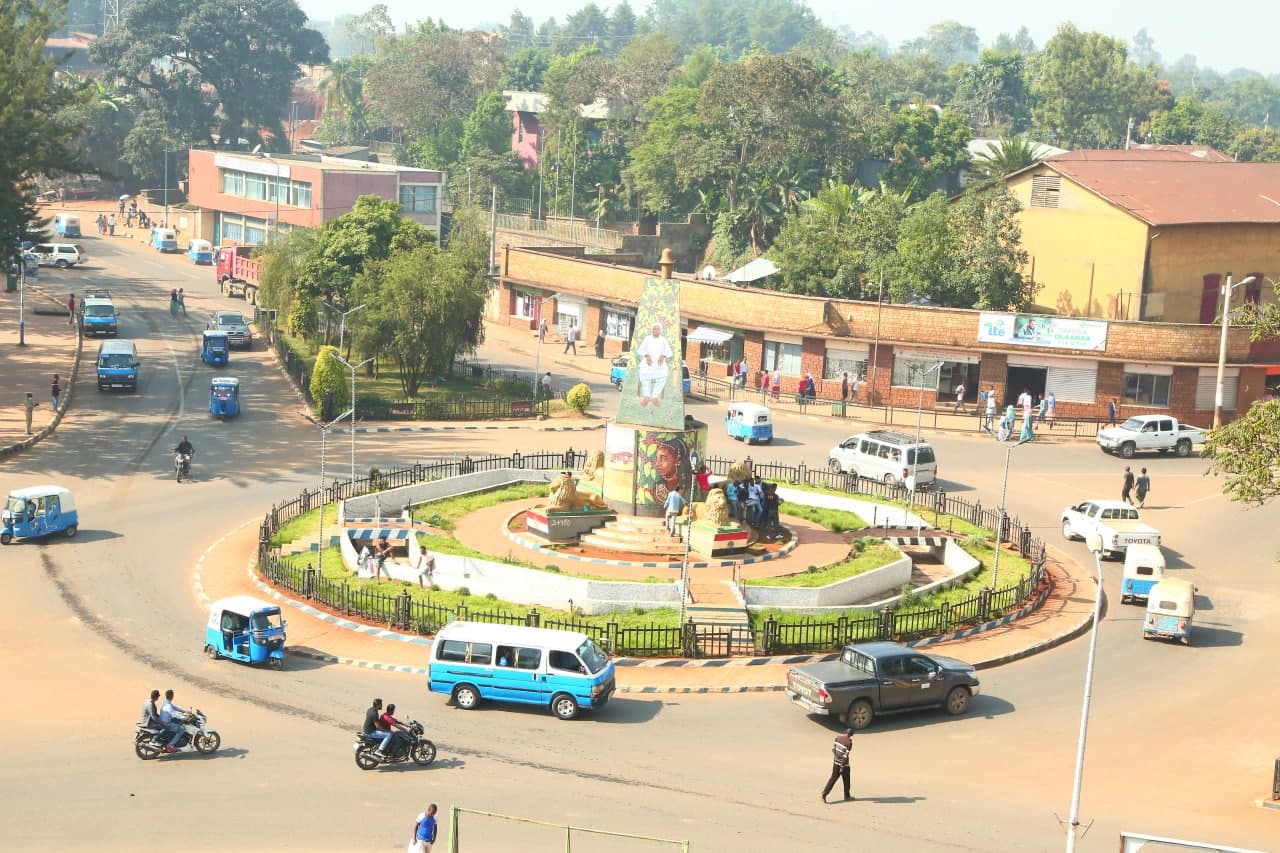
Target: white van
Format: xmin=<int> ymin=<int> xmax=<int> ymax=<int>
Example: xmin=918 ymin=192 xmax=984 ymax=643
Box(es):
xmin=827 ymin=429 xmax=938 ymax=487
xmin=34 ymin=243 xmax=85 ymax=268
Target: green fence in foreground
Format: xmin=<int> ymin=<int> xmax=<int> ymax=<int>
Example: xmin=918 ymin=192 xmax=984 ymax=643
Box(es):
xmin=447 ymin=807 xmax=690 ymax=852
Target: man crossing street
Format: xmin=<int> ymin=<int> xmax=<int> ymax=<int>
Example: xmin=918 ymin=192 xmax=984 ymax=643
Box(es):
xmin=821 ymin=728 xmax=855 ymax=803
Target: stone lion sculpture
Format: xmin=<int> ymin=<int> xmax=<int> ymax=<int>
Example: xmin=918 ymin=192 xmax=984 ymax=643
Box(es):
xmin=582 ymin=449 xmax=605 ymax=485
xmin=547 ymin=472 xmax=607 ymax=511
xmin=701 ymin=488 xmax=731 ymax=527
xmin=727 ymin=460 xmax=753 ymax=482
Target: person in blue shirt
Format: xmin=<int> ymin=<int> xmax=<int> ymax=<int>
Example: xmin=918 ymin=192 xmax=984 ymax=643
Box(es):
xmin=413 ymin=803 xmax=438 ymax=852
xmin=746 ymin=477 xmax=765 ymax=527
xmin=159 ymin=688 xmax=189 ymax=752
xmin=725 ymin=480 xmax=741 ymax=523
xmin=663 ymin=485 xmax=686 ymax=538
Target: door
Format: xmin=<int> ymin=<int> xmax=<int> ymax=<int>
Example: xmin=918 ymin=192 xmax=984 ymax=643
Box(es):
xmin=881 ymin=655 xmax=942 ymax=709
xmin=1004 ymin=366 xmax=1047 ymax=404
xmin=515 ymin=646 xmax=547 ymax=705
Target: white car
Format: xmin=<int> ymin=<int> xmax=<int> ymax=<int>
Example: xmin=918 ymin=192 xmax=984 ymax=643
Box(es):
xmin=1096 ymin=415 xmax=1205 ymax=458
xmin=33 ymin=243 xmax=86 ymax=268
xmin=1061 ymin=499 xmax=1161 ymax=559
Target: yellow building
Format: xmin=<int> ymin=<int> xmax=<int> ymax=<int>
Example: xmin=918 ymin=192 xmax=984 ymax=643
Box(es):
xmin=1006 ymin=150 xmax=1280 ymax=324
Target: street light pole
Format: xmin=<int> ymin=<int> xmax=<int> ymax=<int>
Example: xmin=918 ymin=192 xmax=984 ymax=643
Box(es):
xmin=680 ymin=449 xmax=701 ymax=626
xmin=1065 ymin=534 xmax=1106 ymax=852
xmin=1213 ymin=274 xmax=1255 ymax=428
xmin=909 ymin=361 xmax=944 ymax=510
xmin=17 ymin=251 xmax=26 ymax=346
xmin=320 ymin=302 xmax=366 ymax=353
xmin=163 ymin=149 xmax=170 ymax=227
xmin=332 ymin=352 xmax=374 ymax=483
xmin=990 ymin=435 xmax=1032 ymax=589
xmin=316 ymin=408 xmax=353 ymax=578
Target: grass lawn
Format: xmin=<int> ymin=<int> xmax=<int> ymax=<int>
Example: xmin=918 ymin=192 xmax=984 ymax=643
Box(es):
xmin=746 ymin=540 xmax=901 ymax=588
xmin=279 ymin=547 xmax=680 ymax=627
xmin=780 ymin=504 xmax=866 ymax=533
xmin=411 ymin=482 xmax=546 ymax=531
xmin=781 ymin=481 xmax=995 ymax=539
xmin=270 ymin=503 xmax=339 ymax=547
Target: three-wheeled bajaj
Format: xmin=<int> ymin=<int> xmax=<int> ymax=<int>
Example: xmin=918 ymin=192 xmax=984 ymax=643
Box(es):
xmin=1 ymin=485 xmax=79 ymax=545
xmin=1143 ymin=578 xmax=1196 ymax=645
xmin=209 ymin=376 xmax=240 ymax=418
xmin=1120 ymin=543 xmax=1167 ymax=604
xmin=204 ymin=595 xmax=286 ymax=669
xmin=200 ymin=330 xmax=230 ymax=366
xmin=725 ymin=402 xmax=774 ymax=444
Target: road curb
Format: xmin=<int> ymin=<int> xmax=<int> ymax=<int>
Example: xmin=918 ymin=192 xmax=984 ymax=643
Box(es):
xmin=330 ymin=422 xmax=606 ymax=435
xmin=1255 ymin=798 xmax=1280 ymax=813
xmin=0 ymin=288 xmax=82 ymax=461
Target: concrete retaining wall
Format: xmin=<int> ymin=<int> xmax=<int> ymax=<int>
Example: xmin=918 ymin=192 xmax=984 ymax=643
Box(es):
xmin=774 ymin=487 xmax=925 ymax=528
xmin=744 ymin=552 xmax=912 ymax=608
xmin=343 ymin=468 xmax=552 ymax=518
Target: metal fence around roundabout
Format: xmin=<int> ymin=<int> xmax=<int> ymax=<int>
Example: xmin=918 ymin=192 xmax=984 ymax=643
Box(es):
xmin=257 ymin=452 xmax=1048 ymax=658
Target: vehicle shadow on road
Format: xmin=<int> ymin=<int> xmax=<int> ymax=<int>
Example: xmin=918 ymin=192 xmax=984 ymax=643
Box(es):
xmin=166 ymin=747 xmax=250 ymax=761
xmin=819 ymin=695 xmax=1014 ymax=734
xmin=64 ymin=529 xmax=124 ymax=543
xmin=382 ymin=757 xmax=465 ymax=773
xmin=1184 ymin=625 xmax=1243 ymax=647
xmin=595 ymin=698 xmax=662 ymax=724
xmin=278 ymin=650 xmax=340 ymax=671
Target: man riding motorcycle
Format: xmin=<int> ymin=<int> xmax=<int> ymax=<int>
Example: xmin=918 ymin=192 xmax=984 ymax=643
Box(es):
xmin=174 ymin=436 xmax=194 ymax=479
xmin=159 ymin=688 xmax=191 ymax=753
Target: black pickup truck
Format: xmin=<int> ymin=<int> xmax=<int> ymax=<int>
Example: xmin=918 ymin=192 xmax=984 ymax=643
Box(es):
xmin=786 ymin=641 xmax=980 ymax=730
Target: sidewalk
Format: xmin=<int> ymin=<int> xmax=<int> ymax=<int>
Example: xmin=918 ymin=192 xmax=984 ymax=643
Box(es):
xmin=197 ymin=520 xmax=1098 ymax=692
xmin=0 ymin=281 xmax=81 ymax=458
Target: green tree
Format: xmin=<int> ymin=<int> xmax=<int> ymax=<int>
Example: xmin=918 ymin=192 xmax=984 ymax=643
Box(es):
xmin=1147 ymin=95 xmax=1240 ymax=150
xmin=0 ymin=0 xmax=90 ymax=260
xmin=310 ymin=345 xmax=350 ymax=411
xmin=1211 ymin=76 xmax=1280 ymax=127
xmin=874 ymin=106 xmax=971 ymax=200
xmin=992 ymin=27 xmax=1036 ymax=55
xmin=968 ymin=136 xmax=1049 ymax=182
xmin=1203 ymin=401 xmax=1280 ymax=505
xmin=1229 ymin=127 xmax=1280 ymax=162
xmin=317 ymin=58 xmax=372 ymax=146
xmin=623 ymin=84 xmax=703 ymax=216
xmin=893 ymin=193 xmax=952 ymax=302
xmin=91 ymin=0 xmax=329 ymax=151
xmin=343 ymin=3 xmax=393 ymax=58
xmin=461 ymin=92 xmax=513 ymax=160
xmin=900 ymin=21 xmax=980 ymax=68
xmin=55 ymin=73 xmax=135 ymax=186
xmin=1032 ymin=23 xmax=1167 ymax=148
xmin=501 ymin=47 xmax=551 ymax=90
xmin=305 ymin=195 xmax=435 ymax=309
xmin=943 ymin=187 xmax=1033 ymax=309
xmin=256 ymin=228 xmax=319 ymax=322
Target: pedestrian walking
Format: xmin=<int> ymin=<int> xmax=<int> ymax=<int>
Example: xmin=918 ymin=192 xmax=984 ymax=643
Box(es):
xmin=1020 ymin=410 xmax=1035 ymax=442
xmin=1037 ymin=395 xmax=1047 ymax=425
xmin=770 ymin=371 xmax=781 ymax=402
xmin=1121 ymin=466 xmax=1135 ymax=504
xmin=1107 ymin=399 xmax=1118 ymax=427
xmin=540 ymin=371 xmax=552 ymax=399
xmin=851 ymin=374 xmax=860 ymax=403
xmin=1046 ymin=391 xmax=1056 ymax=429
xmin=374 ymin=536 xmax=393 ymax=580
xmin=415 ymin=550 xmax=436 ymax=588
xmin=67 ymin=293 xmax=76 ymax=326
xmin=759 ymin=368 xmax=769 ymax=402
xmin=953 ymin=381 xmax=967 ymax=413
xmin=410 ymin=803 xmax=438 ymax=852
xmin=107 ymin=213 xmax=116 ymax=236
xmin=23 ymin=392 xmax=39 ymax=434
xmin=51 ymin=374 xmax=61 ymax=413
xmin=820 ymin=728 xmax=855 ymax=803
xmin=840 ymin=372 xmax=849 ymax=403
xmin=594 ymin=328 xmax=605 ymax=358
xmin=1135 ymin=468 xmax=1151 ymax=508
xmin=177 ymin=287 xmax=186 ymax=316
xmin=562 ymin=326 xmax=577 ymax=355
xmin=538 ymin=318 xmax=547 ymax=344
xmin=118 ymin=197 xmax=126 ymax=215
xmin=664 ymin=484 xmax=686 ymax=538
xmin=984 ymin=389 xmax=997 ymax=432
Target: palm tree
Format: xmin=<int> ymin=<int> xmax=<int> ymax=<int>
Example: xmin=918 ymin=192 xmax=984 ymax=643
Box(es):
xmin=970 ymin=135 xmax=1048 ymax=181
xmin=318 ymin=59 xmax=370 ymax=142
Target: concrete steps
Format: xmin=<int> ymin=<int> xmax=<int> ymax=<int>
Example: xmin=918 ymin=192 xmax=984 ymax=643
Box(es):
xmin=579 ymin=515 xmax=689 ymax=556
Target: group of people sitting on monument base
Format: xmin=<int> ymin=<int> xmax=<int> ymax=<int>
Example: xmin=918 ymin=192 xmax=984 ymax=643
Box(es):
xmin=716 ymin=473 xmax=784 ymax=537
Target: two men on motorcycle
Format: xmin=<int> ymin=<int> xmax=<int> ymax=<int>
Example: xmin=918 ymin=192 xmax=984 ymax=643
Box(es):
xmin=159 ymin=688 xmax=191 ymax=752
xmin=362 ymin=698 xmax=413 ymax=757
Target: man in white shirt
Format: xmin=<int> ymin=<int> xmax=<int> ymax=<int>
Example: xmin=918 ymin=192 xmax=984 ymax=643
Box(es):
xmin=635 ymin=323 xmax=674 ymax=406
xmin=159 ymin=689 xmax=189 ymax=752
xmin=953 ymin=382 xmax=966 ymax=413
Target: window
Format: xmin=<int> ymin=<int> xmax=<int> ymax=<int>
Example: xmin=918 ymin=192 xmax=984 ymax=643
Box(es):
xmin=515 ymin=647 xmax=541 ymax=670
xmin=496 ymin=645 xmax=515 ymax=666
xmin=436 ymin=640 xmax=492 ymax=664
xmin=1030 ymin=174 xmax=1061 ymax=209
xmin=576 ymin=640 xmax=608 ymax=674
xmin=245 ymin=173 xmax=266 ymax=200
xmin=513 ymin=291 xmax=536 ymax=319
xmin=904 ymin=657 xmax=937 ymax=676
xmin=892 ymin=358 xmax=941 ymax=389
xmin=222 ymin=218 xmax=244 ymax=243
xmin=549 ymin=650 xmax=585 ymax=674
xmin=824 ymin=348 xmax=867 ymax=381
xmin=1123 ymin=372 xmax=1171 ymax=406
xmin=762 ymin=340 xmax=801 ymax=375
xmin=292 ymin=181 xmax=312 ymax=209
xmin=604 ymin=310 xmax=632 ymax=340
xmin=399 ymin=184 xmax=438 ymax=213
xmin=220 ymin=171 xmax=245 ymax=196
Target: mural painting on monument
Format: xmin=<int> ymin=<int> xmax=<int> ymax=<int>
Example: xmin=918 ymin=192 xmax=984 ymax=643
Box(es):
xmin=615 ymin=277 xmax=685 ymax=430
xmin=636 ymin=430 xmax=701 ymax=508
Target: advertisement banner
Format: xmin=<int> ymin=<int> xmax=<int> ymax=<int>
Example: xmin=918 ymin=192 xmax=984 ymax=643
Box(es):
xmin=978 ymin=312 xmax=1108 ymax=352
xmin=615 ymin=277 xmax=686 ymax=430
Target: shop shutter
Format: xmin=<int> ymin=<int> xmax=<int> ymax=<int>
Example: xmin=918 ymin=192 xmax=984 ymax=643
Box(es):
xmin=1046 ymin=364 xmax=1097 ymax=403
xmin=1194 ymin=369 xmax=1238 ymax=411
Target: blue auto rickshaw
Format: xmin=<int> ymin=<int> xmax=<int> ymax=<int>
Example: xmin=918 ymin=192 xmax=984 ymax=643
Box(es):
xmin=725 ymin=402 xmax=774 ymax=444
xmin=209 ymin=376 xmax=240 ymax=418
xmin=1143 ymin=579 xmax=1195 ymax=645
xmin=1 ymin=485 xmax=79 ymax=545
xmin=187 ymin=238 xmax=213 ymax=264
xmin=204 ymin=595 xmax=286 ymax=669
xmin=201 ymin=330 xmax=230 ymax=366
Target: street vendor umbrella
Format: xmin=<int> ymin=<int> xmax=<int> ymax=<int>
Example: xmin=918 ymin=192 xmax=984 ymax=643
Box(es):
xmin=119 ymin=194 xmax=131 ymax=200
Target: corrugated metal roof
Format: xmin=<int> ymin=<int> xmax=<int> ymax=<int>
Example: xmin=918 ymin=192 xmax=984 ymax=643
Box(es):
xmin=1047 ymin=160 xmax=1280 ymax=225
xmin=1050 ymin=145 xmax=1234 ymax=162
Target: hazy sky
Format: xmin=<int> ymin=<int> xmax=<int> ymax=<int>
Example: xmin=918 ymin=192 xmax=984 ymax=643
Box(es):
xmin=298 ymin=0 xmax=1280 ymax=77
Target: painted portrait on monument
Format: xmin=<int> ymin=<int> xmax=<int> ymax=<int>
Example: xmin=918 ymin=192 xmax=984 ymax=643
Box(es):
xmin=615 ymin=277 xmax=685 ymax=430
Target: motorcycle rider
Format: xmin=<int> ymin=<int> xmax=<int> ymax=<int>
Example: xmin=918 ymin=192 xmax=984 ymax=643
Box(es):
xmin=363 ymin=698 xmax=391 ymax=756
xmin=159 ymin=689 xmax=189 ymax=753
xmin=379 ymin=702 xmax=413 ymax=758
xmin=174 ymin=435 xmax=194 ymax=476
xmin=139 ymin=689 xmax=162 ymax=733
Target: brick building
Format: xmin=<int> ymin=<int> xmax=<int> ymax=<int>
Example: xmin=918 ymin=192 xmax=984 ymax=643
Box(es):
xmin=492 ymin=247 xmax=1272 ymax=426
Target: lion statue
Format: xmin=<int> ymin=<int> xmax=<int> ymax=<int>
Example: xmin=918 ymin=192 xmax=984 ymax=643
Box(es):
xmin=727 ymin=460 xmax=753 ymax=483
xmin=582 ymin=449 xmax=605 ymax=485
xmin=701 ymin=488 xmax=731 ymax=527
xmin=547 ymin=472 xmax=607 ymax=511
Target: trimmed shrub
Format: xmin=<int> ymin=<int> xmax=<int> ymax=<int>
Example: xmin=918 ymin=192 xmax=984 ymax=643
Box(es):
xmin=566 ymin=382 xmax=592 ymax=414
xmin=310 ymin=345 xmax=349 ymax=412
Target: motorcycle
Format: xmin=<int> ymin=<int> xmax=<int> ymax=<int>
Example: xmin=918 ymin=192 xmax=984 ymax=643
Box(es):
xmin=353 ymin=720 xmax=437 ymax=770
xmin=174 ymin=451 xmax=192 ymax=482
xmin=135 ymin=710 xmax=221 ymax=760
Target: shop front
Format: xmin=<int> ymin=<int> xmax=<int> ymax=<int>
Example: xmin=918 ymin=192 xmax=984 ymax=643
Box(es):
xmin=1005 ymin=355 xmax=1099 ymax=407
xmin=891 ymin=348 xmax=981 ymax=406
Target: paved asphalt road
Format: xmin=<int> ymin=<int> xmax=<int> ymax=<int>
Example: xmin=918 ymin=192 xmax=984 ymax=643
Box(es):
xmin=1 ymin=229 xmax=1277 ymax=852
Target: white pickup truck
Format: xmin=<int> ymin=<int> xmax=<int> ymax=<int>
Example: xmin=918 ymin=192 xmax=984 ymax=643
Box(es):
xmin=1061 ymin=499 xmax=1161 ymax=559
xmin=1096 ymin=414 xmax=1206 ymax=459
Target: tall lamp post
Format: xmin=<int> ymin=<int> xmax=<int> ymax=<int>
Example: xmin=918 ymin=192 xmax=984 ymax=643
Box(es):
xmin=908 ymin=361 xmax=944 ymax=510
xmin=1213 ymin=274 xmax=1256 ymax=428
xmin=17 ymin=250 xmax=26 ymax=346
xmin=320 ymin=301 xmax=366 ymax=352
xmin=162 ymin=148 xmax=171 ymax=227
xmin=1064 ymin=533 xmax=1106 ymax=852
xmin=988 ymin=435 xmax=1032 ymax=589
xmin=331 ymin=351 xmax=375 ymax=483
xmin=680 ymin=449 xmax=701 ymax=625
xmin=316 ymin=408 xmax=353 ymax=578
